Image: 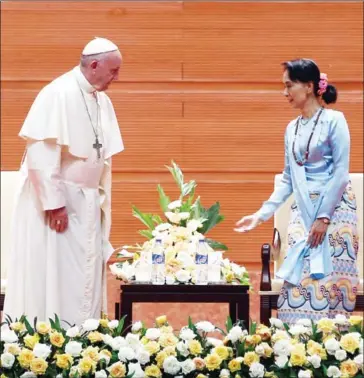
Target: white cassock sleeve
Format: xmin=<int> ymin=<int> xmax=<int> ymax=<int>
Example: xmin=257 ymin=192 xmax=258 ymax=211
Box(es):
xmin=26 ymin=140 xmax=66 ymax=211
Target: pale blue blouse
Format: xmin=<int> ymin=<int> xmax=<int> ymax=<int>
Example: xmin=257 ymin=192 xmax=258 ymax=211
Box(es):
xmin=256 ymin=108 xmax=350 ymax=223
xmin=255 ymin=108 xmax=351 ymax=285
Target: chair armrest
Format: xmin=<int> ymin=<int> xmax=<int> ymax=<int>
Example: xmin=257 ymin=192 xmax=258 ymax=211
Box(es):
xmin=260 ymin=244 xmax=272 ymax=291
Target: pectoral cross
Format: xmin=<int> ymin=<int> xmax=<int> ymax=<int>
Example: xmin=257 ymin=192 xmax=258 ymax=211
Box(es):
xmin=93 ymin=137 xmax=103 ymax=160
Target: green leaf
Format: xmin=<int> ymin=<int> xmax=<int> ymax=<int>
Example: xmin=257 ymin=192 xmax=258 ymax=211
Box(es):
xmin=55 ymin=314 xmax=62 ymax=331
xmin=157 ymin=184 xmax=170 ymax=212
xmin=200 ymin=202 xmax=224 ymax=234
xmin=132 ymin=205 xmax=155 ymax=230
xmin=205 ymin=238 xmax=228 ymax=251
xmin=139 ymin=230 xmax=154 ymax=239
xmin=166 ymin=161 xmax=184 ymax=191
xmin=182 ymin=180 xmax=196 ymax=197
xmin=226 ymin=316 xmax=233 ymax=332
xmin=116 ymin=315 xmax=126 ymax=336
xmin=23 ymin=317 xmax=34 ymax=335
xmin=152 ymin=215 xmax=163 ymax=225
xmin=237 ymin=341 xmax=245 ymax=356
xmin=249 ymin=321 xmax=256 ymax=335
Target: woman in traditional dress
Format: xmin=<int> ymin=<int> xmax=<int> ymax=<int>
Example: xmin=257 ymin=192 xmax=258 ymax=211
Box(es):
xmin=235 ymin=58 xmax=359 ymax=324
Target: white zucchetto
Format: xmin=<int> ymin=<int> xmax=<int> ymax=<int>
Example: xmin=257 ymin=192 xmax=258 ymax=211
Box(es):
xmin=82 ymin=37 xmax=119 ymax=56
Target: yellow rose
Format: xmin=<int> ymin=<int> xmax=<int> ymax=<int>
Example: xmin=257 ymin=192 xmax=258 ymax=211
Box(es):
xmin=141 ymin=336 xmax=149 ymax=345
xmin=78 ymin=357 xmax=97 ymax=375
xmin=145 ymin=341 xmax=161 ymax=355
xmin=256 ymin=325 xmax=271 ymax=341
xmin=225 ymin=272 xmax=234 ymax=283
xmin=24 ymin=334 xmax=40 ymax=350
xmin=340 ymin=334 xmax=360 ymax=354
xmin=17 ymin=348 xmax=34 ymax=368
xmin=10 ymin=322 xmax=26 ymax=333
xmin=261 ymin=342 xmax=273 ymax=358
xmin=160 ymin=325 xmax=174 ymax=334
xmin=82 ymin=346 xmax=100 ymax=362
xmin=228 ymin=358 xmax=241 ymax=372
xmin=156 ymin=351 xmax=167 ymax=368
xmin=100 ymin=349 xmax=112 ymax=361
xmin=156 ymin=315 xmax=167 ymax=327
xmin=245 ymin=335 xmax=262 ymax=346
xmin=145 ymin=364 xmax=162 ymax=378
xmin=196 ymin=375 xmax=208 ymax=378
xmin=163 ymin=346 xmax=177 ymax=356
xmin=99 ymin=319 xmax=109 ymax=328
xmin=189 ymin=340 xmax=203 ymax=355
xmin=349 ymin=316 xmax=363 ymax=326
xmin=214 ymin=345 xmax=230 ymax=360
xmin=317 ymin=318 xmax=336 ymax=333
xmin=307 ymin=340 xmax=327 ymax=359
xmin=30 ymin=357 xmax=48 ymax=375
xmin=159 ymin=333 xmax=178 ymax=347
xmin=56 ymin=354 xmax=74 ymax=369
xmin=290 ymin=347 xmax=307 ymax=367
xmin=87 ymin=331 xmax=104 ymax=344
xmin=341 ymin=360 xmax=359 ymax=377
xmin=36 ymin=322 xmax=51 ymax=335
xmin=50 ymin=331 xmax=65 ymax=348
xmin=108 ymin=361 xmax=127 ymax=378
xmin=204 ymin=353 xmax=222 ymax=371
xmin=6 ymin=343 xmax=21 ymax=355
xmin=243 ymin=351 xmax=260 ymax=367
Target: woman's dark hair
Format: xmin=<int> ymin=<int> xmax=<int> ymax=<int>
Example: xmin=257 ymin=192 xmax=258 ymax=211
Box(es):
xmin=282 ymin=58 xmax=337 ymax=104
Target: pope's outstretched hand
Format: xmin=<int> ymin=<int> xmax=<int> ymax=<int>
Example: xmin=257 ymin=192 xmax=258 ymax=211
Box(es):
xmin=234 ymin=213 xmax=261 ymax=233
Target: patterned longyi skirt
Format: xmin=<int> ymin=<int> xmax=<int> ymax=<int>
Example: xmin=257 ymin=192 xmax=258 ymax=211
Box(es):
xmin=277 ymin=183 xmax=360 ymax=325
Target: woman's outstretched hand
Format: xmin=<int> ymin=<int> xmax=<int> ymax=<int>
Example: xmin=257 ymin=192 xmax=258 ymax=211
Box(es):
xmin=234 ymin=214 xmax=261 ymax=233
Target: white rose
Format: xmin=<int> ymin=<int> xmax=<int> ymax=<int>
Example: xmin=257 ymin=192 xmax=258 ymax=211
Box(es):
xmin=82 ymin=318 xmax=100 ymax=332
xmin=56 ymin=375 xmax=63 ymax=378
xmin=4 ymin=343 xmax=21 ymax=355
xmin=0 ymin=329 xmax=18 ymax=343
xmin=155 ymin=223 xmax=172 ymax=232
xmin=220 ymin=368 xmax=230 ymax=378
xmin=1 ymin=352 xmax=15 ymax=369
xmin=95 ymin=370 xmax=108 ymax=378
xmin=307 ymin=354 xmax=321 ymax=369
xmin=270 ymin=318 xmax=284 ymax=329
xmin=179 ymin=327 xmax=196 ymax=341
xmin=111 ymin=336 xmax=127 ymax=351
xmin=165 ymin=212 xmax=182 ymax=224
xmin=179 ymin=212 xmax=190 ymax=220
xmin=335 ymin=349 xmax=347 ymax=361
xmin=176 ymin=251 xmax=195 ymax=268
xmin=20 ymin=373 xmax=37 ymax=378
xmin=118 ymin=346 xmax=136 ymax=362
xmin=126 ymin=333 xmax=141 ymax=351
xmin=181 ymin=358 xmax=196 ymax=374
xmin=255 ymin=345 xmax=266 ymax=356
xmin=168 ymin=200 xmax=182 ymax=210
xmin=128 ymin=362 xmax=145 ymax=378
xmin=175 ymin=269 xmax=191 ymax=283
xmin=137 ymin=348 xmax=150 ymax=365
xmin=176 ymin=341 xmax=190 ymax=357
xmin=187 ymin=219 xmax=203 ymax=232
xmin=108 ymin=320 xmax=119 ymax=330
xmin=290 ymin=325 xmax=310 ymax=336
xmin=132 ymin=321 xmax=143 ymax=333
xmin=354 ymin=354 xmax=363 ymax=369
xmin=102 ymin=334 xmax=114 ymax=347
xmin=196 ymin=321 xmax=215 ymax=333
xmin=166 ymin=275 xmax=176 ymax=285
xmin=359 ymin=340 xmax=363 ymax=354
xmin=207 ymin=337 xmax=223 ymax=347
xmin=65 ymin=341 xmax=83 ymax=357
xmin=298 ymin=370 xmax=312 ymax=378
xmin=324 ymin=338 xmax=341 ymax=355
xmin=227 ymin=326 xmax=244 ymax=343
xmin=275 ymin=355 xmax=289 ymax=368
xmin=66 ymin=326 xmax=80 ymax=338
xmin=334 ymin=314 xmax=348 ymax=326
xmin=145 ymin=328 xmax=161 ymax=340
xmin=273 ymin=340 xmax=293 ymax=356
xmin=327 ymin=366 xmax=342 ymax=378
xmin=163 ymin=356 xmax=181 ymax=375
xmin=33 ymin=343 xmax=52 ymax=359
xmin=249 ymin=362 xmax=265 ymax=378
xmin=296 ymin=319 xmax=312 ymax=327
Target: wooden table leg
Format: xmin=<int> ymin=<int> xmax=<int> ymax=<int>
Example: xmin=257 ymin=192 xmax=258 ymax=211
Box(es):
xmin=237 ymin=294 xmax=250 ymax=330
xmin=229 ymin=302 xmax=237 ymax=324
xmin=120 ymin=294 xmax=133 ymax=327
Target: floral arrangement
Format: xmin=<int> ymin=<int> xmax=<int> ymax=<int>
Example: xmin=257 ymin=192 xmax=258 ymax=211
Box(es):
xmin=1 ymin=314 xmax=363 ymax=378
xmin=109 ymin=161 xmax=249 ymax=286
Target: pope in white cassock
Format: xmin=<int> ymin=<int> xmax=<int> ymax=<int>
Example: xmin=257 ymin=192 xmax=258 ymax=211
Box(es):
xmin=3 ymin=37 xmax=124 ymax=326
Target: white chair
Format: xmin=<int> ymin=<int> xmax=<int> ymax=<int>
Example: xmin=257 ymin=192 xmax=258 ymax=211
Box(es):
xmin=259 ymin=173 xmax=364 ymax=324
xmin=1 ymin=171 xmax=21 ymax=311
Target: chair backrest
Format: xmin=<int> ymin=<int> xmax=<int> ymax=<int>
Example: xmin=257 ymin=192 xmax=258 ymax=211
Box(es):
xmin=273 ymin=173 xmax=363 ymax=280
xmin=1 ymin=171 xmax=21 ymax=282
